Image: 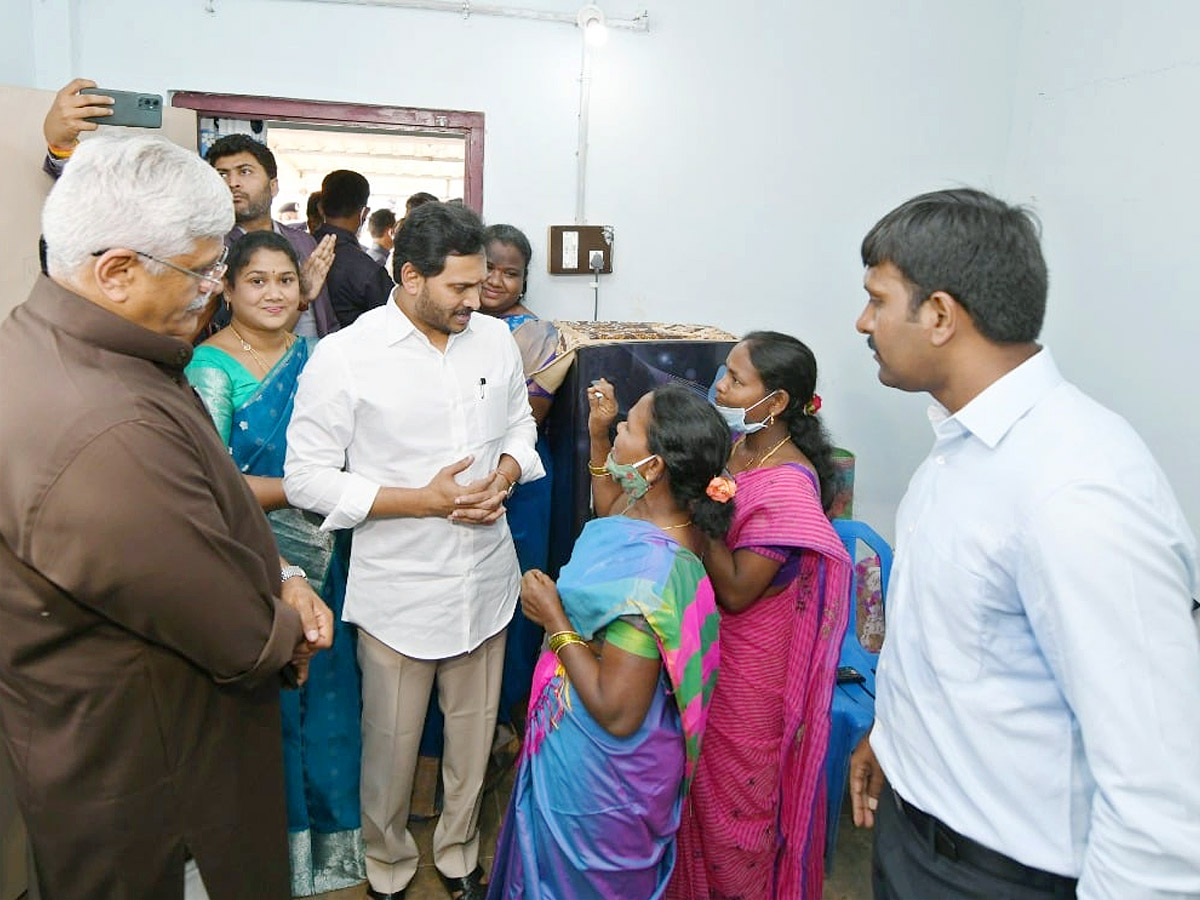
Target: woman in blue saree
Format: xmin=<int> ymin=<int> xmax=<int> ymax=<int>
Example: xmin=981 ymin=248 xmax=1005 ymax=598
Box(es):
xmin=185 ymin=231 xmax=364 ymax=897
xmin=487 ymin=383 xmax=733 ymax=900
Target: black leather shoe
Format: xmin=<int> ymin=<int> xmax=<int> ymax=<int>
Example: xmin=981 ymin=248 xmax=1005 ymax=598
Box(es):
xmin=366 ymin=887 xmax=407 ymax=899
xmin=438 ymin=864 xmax=486 ymax=900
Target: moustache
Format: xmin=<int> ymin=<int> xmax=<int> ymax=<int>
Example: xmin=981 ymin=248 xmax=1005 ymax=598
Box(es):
xmin=866 ymin=336 xmax=877 ymax=353
xmin=185 ymin=292 xmax=214 ymax=313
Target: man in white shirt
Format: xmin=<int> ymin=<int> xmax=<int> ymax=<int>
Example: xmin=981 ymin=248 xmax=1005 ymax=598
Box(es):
xmin=848 ymin=188 xmax=1200 ymax=900
xmin=284 ymin=202 xmax=544 ymax=900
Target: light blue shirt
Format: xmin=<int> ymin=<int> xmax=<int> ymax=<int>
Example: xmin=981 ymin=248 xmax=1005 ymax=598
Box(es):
xmin=872 ymin=348 xmax=1200 ymax=900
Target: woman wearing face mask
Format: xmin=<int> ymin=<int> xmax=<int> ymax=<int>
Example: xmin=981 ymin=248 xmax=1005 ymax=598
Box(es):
xmin=186 ymin=231 xmax=365 ymax=897
xmin=487 ymin=383 xmax=731 ymax=900
xmin=668 ymin=331 xmax=852 ymax=900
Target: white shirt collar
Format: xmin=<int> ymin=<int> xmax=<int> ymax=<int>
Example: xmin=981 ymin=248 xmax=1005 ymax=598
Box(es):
xmin=928 ymin=346 xmax=1064 ymax=449
xmin=383 ymin=289 xmax=475 ymax=350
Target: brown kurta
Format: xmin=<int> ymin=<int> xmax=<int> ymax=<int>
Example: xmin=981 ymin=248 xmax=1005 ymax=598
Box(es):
xmin=0 ymin=277 xmax=305 ymax=899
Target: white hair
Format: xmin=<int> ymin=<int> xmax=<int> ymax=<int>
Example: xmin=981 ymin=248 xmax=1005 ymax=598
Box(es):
xmin=43 ymin=135 xmax=234 ymax=279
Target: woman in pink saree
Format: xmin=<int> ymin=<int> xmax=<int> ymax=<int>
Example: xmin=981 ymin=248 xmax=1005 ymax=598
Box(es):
xmin=669 ymin=331 xmax=851 ymax=900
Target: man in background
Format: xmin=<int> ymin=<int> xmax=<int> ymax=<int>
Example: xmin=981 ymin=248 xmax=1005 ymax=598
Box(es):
xmin=206 ymin=134 xmax=338 ymax=337
xmin=367 ymin=208 xmax=397 ymax=267
xmin=306 ymin=191 xmax=324 ymax=235
xmin=314 ymin=169 xmax=395 ymax=328
xmin=849 ymin=188 xmax=1200 ymax=899
xmin=405 ymin=191 xmax=439 ymax=217
xmin=279 ymin=200 xmax=301 ymax=224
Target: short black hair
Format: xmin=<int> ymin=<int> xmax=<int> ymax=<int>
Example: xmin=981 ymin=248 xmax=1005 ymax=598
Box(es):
xmin=648 ymin=384 xmax=734 ymax=538
xmin=406 ymin=191 xmax=438 ymax=213
xmin=861 ymin=188 xmax=1048 ymax=343
xmin=483 ymin=223 xmax=533 ymax=287
xmin=320 ymin=170 xmax=371 ymax=219
xmin=306 ymin=192 xmax=322 ymax=216
xmin=225 ymin=230 xmax=300 ymax=284
xmin=368 ymin=208 xmax=397 ymax=239
xmin=205 ymin=134 xmax=278 ymax=180
xmin=393 ymin=202 xmax=484 ymax=281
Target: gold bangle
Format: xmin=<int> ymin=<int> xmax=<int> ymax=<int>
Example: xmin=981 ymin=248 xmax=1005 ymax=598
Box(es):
xmin=587 ymin=462 xmax=607 ymax=477
xmin=548 ymin=630 xmax=586 ymax=654
xmin=47 ymin=142 xmax=77 ymax=159
xmin=495 ymin=470 xmax=515 ymax=487
xmin=552 ymin=636 xmax=588 ymax=656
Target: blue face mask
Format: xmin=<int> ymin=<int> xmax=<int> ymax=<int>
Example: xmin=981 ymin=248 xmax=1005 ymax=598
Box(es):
xmin=712 ymin=390 xmax=779 ymax=436
xmin=605 ymin=451 xmax=658 ymax=499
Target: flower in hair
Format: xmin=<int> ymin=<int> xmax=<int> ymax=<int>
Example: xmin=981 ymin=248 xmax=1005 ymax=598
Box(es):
xmin=804 ymin=393 xmax=822 ymax=416
xmin=706 ymin=475 xmax=737 ymax=503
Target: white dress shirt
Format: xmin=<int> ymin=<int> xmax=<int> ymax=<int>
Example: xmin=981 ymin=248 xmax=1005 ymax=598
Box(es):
xmin=283 ymin=295 xmax=545 ymax=659
xmin=872 ymin=348 xmax=1200 ymax=900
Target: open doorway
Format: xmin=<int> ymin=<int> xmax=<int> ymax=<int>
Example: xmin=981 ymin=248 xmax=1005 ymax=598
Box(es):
xmin=172 ymin=92 xmax=485 ymax=230
xmin=265 ymin=123 xmax=466 ymax=224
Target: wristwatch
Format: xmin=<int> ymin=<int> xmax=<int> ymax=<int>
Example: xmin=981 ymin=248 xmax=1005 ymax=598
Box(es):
xmin=281 ymin=565 xmax=308 ymax=583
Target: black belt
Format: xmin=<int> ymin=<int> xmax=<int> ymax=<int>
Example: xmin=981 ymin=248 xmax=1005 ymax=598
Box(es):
xmin=894 ymin=790 xmax=1078 ymax=897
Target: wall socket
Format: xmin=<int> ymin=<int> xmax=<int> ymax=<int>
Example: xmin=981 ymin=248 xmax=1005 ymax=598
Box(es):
xmin=547 ymin=225 xmax=613 ymax=274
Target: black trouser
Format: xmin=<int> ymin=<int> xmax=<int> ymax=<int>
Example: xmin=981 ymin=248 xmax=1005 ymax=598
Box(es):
xmin=872 ymin=786 xmax=1078 ymax=900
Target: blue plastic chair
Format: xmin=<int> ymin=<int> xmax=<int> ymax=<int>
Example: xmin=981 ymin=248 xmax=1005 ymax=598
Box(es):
xmin=824 ymin=519 xmax=892 ymax=871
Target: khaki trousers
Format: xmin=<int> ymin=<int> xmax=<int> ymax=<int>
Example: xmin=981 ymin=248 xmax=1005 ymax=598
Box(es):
xmin=357 ymin=627 xmax=505 ymax=894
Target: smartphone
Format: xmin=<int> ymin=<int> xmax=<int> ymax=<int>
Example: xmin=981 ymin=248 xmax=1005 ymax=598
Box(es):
xmin=837 ymin=666 xmax=866 ymax=685
xmin=86 ymin=89 xmax=163 ymax=129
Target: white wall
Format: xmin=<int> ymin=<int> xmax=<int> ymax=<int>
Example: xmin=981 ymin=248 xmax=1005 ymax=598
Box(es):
xmin=10 ymin=0 xmax=1196 ymax=537
xmin=1000 ymin=0 xmax=1200 ymax=538
xmin=0 ymin=0 xmax=34 ymax=87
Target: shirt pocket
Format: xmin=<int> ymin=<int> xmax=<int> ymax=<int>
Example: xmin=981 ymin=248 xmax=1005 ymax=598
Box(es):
xmin=464 ymin=378 xmax=508 ymax=443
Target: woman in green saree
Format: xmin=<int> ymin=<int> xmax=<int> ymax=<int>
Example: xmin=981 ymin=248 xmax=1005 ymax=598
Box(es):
xmin=186 ymin=231 xmax=364 ymax=897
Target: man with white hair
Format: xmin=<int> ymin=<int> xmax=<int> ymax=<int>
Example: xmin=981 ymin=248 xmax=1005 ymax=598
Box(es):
xmin=0 ymin=135 xmax=332 ymax=899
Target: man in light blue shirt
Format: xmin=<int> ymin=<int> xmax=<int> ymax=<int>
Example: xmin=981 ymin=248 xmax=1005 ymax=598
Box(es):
xmin=849 ymin=188 xmax=1200 ymax=900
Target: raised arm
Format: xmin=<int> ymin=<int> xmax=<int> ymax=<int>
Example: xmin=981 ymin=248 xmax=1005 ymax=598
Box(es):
xmin=586 ymin=378 xmax=623 ymax=517
xmin=42 ymin=78 xmax=113 ymax=178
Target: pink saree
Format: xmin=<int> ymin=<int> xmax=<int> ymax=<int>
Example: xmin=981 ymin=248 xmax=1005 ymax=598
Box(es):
xmin=668 ymin=463 xmax=851 ymax=900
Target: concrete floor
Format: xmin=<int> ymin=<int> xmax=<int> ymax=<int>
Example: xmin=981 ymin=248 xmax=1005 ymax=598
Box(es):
xmin=312 ymin=771 xmax=875 ymax=900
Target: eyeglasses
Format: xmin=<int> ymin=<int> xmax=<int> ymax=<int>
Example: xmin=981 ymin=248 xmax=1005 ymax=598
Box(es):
xmin=92 ymin=245 xmax=229 ymax=303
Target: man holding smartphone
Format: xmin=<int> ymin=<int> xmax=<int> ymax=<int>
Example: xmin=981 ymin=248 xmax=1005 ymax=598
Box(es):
xmin=39 ymin=80 xmax=339 ymax=339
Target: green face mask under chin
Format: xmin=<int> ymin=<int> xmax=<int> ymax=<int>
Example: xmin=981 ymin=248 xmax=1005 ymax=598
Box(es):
xmin=605 ymin=450 xmax=658 ymax=500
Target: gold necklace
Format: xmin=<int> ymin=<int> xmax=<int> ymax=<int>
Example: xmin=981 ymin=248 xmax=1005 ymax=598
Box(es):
xmin=229 ymin=323 xmax=293 ymax=374
xmin=748 ymin=435 xmax=791 ymax=470
xmin=659 ymin=519 xmax=693 ymax=532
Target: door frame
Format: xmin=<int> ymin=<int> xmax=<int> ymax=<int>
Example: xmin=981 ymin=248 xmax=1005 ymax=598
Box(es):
xmin=172 ymin=92 xmax=484 ymax=212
